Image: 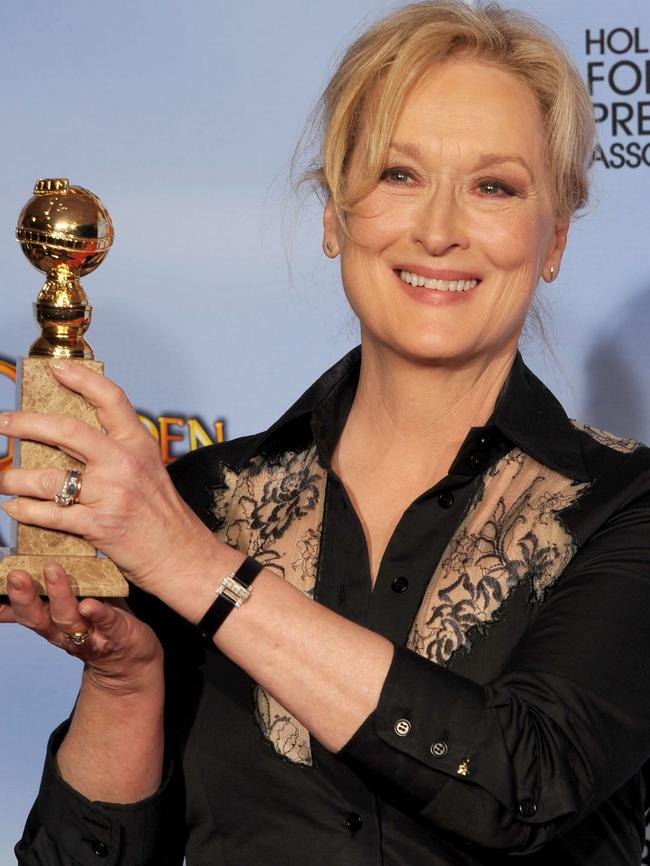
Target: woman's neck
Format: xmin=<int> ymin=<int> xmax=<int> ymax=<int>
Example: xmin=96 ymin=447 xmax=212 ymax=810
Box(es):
xmin=334 ymin=340 xmax=517 ymax=481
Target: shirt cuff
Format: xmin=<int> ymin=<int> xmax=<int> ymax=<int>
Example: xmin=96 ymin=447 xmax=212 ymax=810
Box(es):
xmin=339 ymin=645 xmax=485 ymax=811
xmin=32 ymin=721 xmax=176 ymax=866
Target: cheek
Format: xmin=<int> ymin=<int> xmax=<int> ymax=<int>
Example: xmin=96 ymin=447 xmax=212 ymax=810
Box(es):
xmin=477 ymin=210 xmax=551 ymax=273
xmin=345 ymin=193 xmax=415 ymax=251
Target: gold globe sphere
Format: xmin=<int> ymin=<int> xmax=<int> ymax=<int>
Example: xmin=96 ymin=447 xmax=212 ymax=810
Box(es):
xmin=16 ymin=178 xmax=114 ymax=358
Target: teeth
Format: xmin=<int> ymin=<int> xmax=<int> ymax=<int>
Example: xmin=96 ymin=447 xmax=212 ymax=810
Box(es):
xmin=399 ymin=270 xmax=478 ymax=292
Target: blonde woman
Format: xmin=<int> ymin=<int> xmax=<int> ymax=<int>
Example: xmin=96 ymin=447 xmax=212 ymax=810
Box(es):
xmin=4 ymin=2 xmax=650 ymax=864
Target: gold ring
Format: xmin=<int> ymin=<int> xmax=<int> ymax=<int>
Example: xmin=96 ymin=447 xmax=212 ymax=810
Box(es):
xmin=55 ymin=468 xmax=83 ymax=507
xmin=63 ymin=629 xmax=90 ymax=646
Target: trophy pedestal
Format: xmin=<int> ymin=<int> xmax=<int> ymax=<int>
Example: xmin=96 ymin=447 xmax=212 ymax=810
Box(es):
xmin=0 ymin=357 xmax=129 ymax=597
xmin=0 ymin=555 xmax=126 ymax=596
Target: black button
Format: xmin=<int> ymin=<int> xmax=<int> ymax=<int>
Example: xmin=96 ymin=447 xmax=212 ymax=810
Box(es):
xmin=346 ymin=812 xmax=364 ymax=832
xmin=478 ymin=434 xmax=490 ymax=446
xmin=92 ymin=841 xmax=109 ymax=858
xmin=518 ymin=799 xmax=537 ymax=818
xmin=438 ymin=491 xmax=454 ymax=509
xmin=469 ymin=452 xmax=486 ymax=470
xmin=391 ymin=576 xmax=409 ymax=593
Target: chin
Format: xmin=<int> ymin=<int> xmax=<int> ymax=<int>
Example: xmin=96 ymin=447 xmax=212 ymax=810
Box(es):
xmin=376 ymin=333 xmax=471 ymax=366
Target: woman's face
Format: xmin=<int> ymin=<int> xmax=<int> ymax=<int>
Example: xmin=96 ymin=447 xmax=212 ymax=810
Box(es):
xmin=323 ymin=59 xmax=569 ymax=368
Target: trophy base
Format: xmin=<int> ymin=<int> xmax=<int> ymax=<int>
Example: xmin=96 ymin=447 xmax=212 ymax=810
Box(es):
xmin=1 ymin=356 xmax=129 ymax=598
xmin=0 ymin=553 xmax=129 ymax=597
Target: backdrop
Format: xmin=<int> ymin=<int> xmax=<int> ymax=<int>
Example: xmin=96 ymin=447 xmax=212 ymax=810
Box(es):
xmin=0 ymin=0 xmax=648 ymax=857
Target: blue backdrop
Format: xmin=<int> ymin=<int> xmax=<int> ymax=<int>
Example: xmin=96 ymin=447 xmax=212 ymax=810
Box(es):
xmin=0 ymin=0 xmax=648 ymax=855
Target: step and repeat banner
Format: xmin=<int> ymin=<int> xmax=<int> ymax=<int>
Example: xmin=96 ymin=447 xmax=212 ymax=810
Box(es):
xmin=0 ymin=0 xmax=648 ymax=856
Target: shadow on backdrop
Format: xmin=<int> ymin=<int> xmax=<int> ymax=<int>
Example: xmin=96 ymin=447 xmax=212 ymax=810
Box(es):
xmin=583 ymin=283 xmax=650 ymax=443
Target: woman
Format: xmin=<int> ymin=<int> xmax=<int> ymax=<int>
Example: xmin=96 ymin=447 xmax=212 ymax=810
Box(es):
xmin=3 ymin=2 xmax=650 ymax=863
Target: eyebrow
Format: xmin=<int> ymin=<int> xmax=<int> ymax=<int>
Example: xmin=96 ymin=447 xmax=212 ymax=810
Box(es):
xmin=389 ymin=142 xmax=534 ymax=180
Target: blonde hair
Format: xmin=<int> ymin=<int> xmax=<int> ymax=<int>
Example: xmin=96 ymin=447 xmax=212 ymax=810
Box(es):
xmin=301 ymin=0 xmax=595 ymax=217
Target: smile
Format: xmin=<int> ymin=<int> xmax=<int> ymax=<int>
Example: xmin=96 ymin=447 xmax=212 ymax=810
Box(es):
xmin=399 ymin=270 xmax=478 ymax=293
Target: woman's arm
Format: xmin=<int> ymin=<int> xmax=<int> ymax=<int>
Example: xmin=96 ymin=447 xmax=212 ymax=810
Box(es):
xmin=0 ymin=362 xmax=395 ymax=753
xmin=5 ymin=563 xmax=164 ymax=802
xmin=4 ymin=563 xmax=173 ymax=865
xmin=4 ymin=362 xmax=650 ymax=855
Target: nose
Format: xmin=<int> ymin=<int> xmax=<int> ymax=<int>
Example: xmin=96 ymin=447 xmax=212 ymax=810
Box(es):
xmin=412 ymin=185 xmax=469 ymax=256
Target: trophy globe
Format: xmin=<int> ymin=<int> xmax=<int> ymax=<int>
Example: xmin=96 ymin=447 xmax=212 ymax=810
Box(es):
xmin=16 ymin=178 xmax=114 ymax=359
xmin=0 ymin=178 xmax=127 ymax=597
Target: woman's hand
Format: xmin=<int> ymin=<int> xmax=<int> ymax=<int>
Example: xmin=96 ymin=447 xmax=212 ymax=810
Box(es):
xmin=0 ymin=562 xmax=162 ymax=692
xmin=0 ymin=360 xmax=219 ymax=597
xmin=2 ymin=561 xmax=166 ymax=803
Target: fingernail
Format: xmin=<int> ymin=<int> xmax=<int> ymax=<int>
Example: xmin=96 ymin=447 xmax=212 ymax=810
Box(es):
xmin=8 ymin=573 xmax=23 ymax=590
xmin=50 ymin=359 xmax=72 ymax=373
xmin=1 ymin=499 xmax=18 ymax=515
xmin=0 ymin=413 xmax=10 ymax=427
xmin=44 ymin=566 xmax=60 ymax=584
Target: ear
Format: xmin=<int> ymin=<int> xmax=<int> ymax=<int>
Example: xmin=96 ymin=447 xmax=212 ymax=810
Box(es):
xmin=542 ymin=216 xmax=570 ymax=283
xmin=322 ymin=197 xmax=340 ymax=258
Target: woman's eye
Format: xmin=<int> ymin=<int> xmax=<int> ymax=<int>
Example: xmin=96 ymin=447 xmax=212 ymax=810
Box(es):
xmin=380 ymin=167 xmax=414 ymax=184
xmin=476 ymin=179 xmax=516 ymax=197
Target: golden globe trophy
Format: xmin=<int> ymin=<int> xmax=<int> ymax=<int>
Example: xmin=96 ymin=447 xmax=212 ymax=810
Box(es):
xmin=0 ymin=178 xmax=128 ymax=596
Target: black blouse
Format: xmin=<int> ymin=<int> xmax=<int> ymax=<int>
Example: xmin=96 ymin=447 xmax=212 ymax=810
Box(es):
xmin=16 ymin=349 xmax=650 ymax=865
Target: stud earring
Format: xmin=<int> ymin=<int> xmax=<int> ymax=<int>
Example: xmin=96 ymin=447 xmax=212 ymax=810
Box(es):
xmin=548 ymin=265 xmax=555 ymax=281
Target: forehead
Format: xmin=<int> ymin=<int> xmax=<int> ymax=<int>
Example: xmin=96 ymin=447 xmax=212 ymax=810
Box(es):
xmin=383 ymin=59 xmax=546 ymax=168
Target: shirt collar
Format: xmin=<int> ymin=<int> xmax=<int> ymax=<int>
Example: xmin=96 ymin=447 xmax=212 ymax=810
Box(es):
xmin=238 ymin=347 xmax=591 ymax=482
xmin=491 ymin=353 xmax=590 ymax=481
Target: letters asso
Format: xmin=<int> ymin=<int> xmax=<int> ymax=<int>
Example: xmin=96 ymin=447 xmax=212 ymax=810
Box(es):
xmin=585 ymin=27 xmax=650 ymax=169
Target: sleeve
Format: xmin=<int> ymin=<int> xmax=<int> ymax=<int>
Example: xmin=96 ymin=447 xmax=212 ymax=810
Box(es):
xmin=14 ymin=449 xmax=227 ymax=864
xmin=338 ymin=489 xmax=650 ymax=853
xmin=15 ymin=721 xmax=184 ymax=866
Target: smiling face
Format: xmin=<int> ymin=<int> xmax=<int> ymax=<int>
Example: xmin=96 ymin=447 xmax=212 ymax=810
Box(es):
xmin=323 ymin=58 xmax=569 ymax=369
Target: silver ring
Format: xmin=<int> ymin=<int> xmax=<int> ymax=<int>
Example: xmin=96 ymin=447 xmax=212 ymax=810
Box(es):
xmin=54 ymin=468 xmax=83 ymax=507
xmin=63 ymin=629 xmax=89 ymax=646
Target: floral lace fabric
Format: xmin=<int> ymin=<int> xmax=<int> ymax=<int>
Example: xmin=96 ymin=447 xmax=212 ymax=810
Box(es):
xmin=212 ymin=446 xmax=325 ymax=765
xmin=210 ymin=444 xmax=589 ymax=766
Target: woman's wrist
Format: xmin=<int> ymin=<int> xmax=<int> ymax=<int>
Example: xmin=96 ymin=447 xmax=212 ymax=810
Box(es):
xmin=81 ymin=646 xmax=164 ymax=698
xmin=148 ymin=532 xmax=248 ymax=628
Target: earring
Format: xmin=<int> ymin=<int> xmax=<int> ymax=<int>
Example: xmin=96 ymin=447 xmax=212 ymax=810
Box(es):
xmin=547 ymin=265 xmax=555 ymax=282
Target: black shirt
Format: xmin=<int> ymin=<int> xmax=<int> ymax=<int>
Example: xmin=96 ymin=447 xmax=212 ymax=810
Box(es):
xmin=16 ymin=349 xmax=650 ymax=865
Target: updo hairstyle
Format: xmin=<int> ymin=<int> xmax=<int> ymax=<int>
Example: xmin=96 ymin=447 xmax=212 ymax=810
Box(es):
xmin=303 ymin=0 xmax=596 ymax=218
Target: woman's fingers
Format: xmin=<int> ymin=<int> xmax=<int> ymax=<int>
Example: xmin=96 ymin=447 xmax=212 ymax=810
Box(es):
xmin=7 ymin=564 xmax=120 ymax=653
xmin=7 ymin=564 xmax=93 ymax=652
xmin=49 ymin=361 xmax=145 ymax=441
xmin=0 ymin=467 xmax=94 ymax=504
xmin=44 ymin=564 xmax=91 ymax=641
xmin=1 ymin=496 xmax=94 ymax=538
xmin=6 ymin=569 xmax=54 ymax=634
xmin=0 ymin=410 xmax=107 ymax=465
xmin=5 ymin=563 xmax=163 ymax=694
xmin=0 ymin=363 xmax=151 ymax=464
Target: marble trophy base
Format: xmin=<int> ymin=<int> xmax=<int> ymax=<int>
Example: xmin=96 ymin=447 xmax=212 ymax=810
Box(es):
xmin=0 ymin=357 xmax=128 ymax=597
